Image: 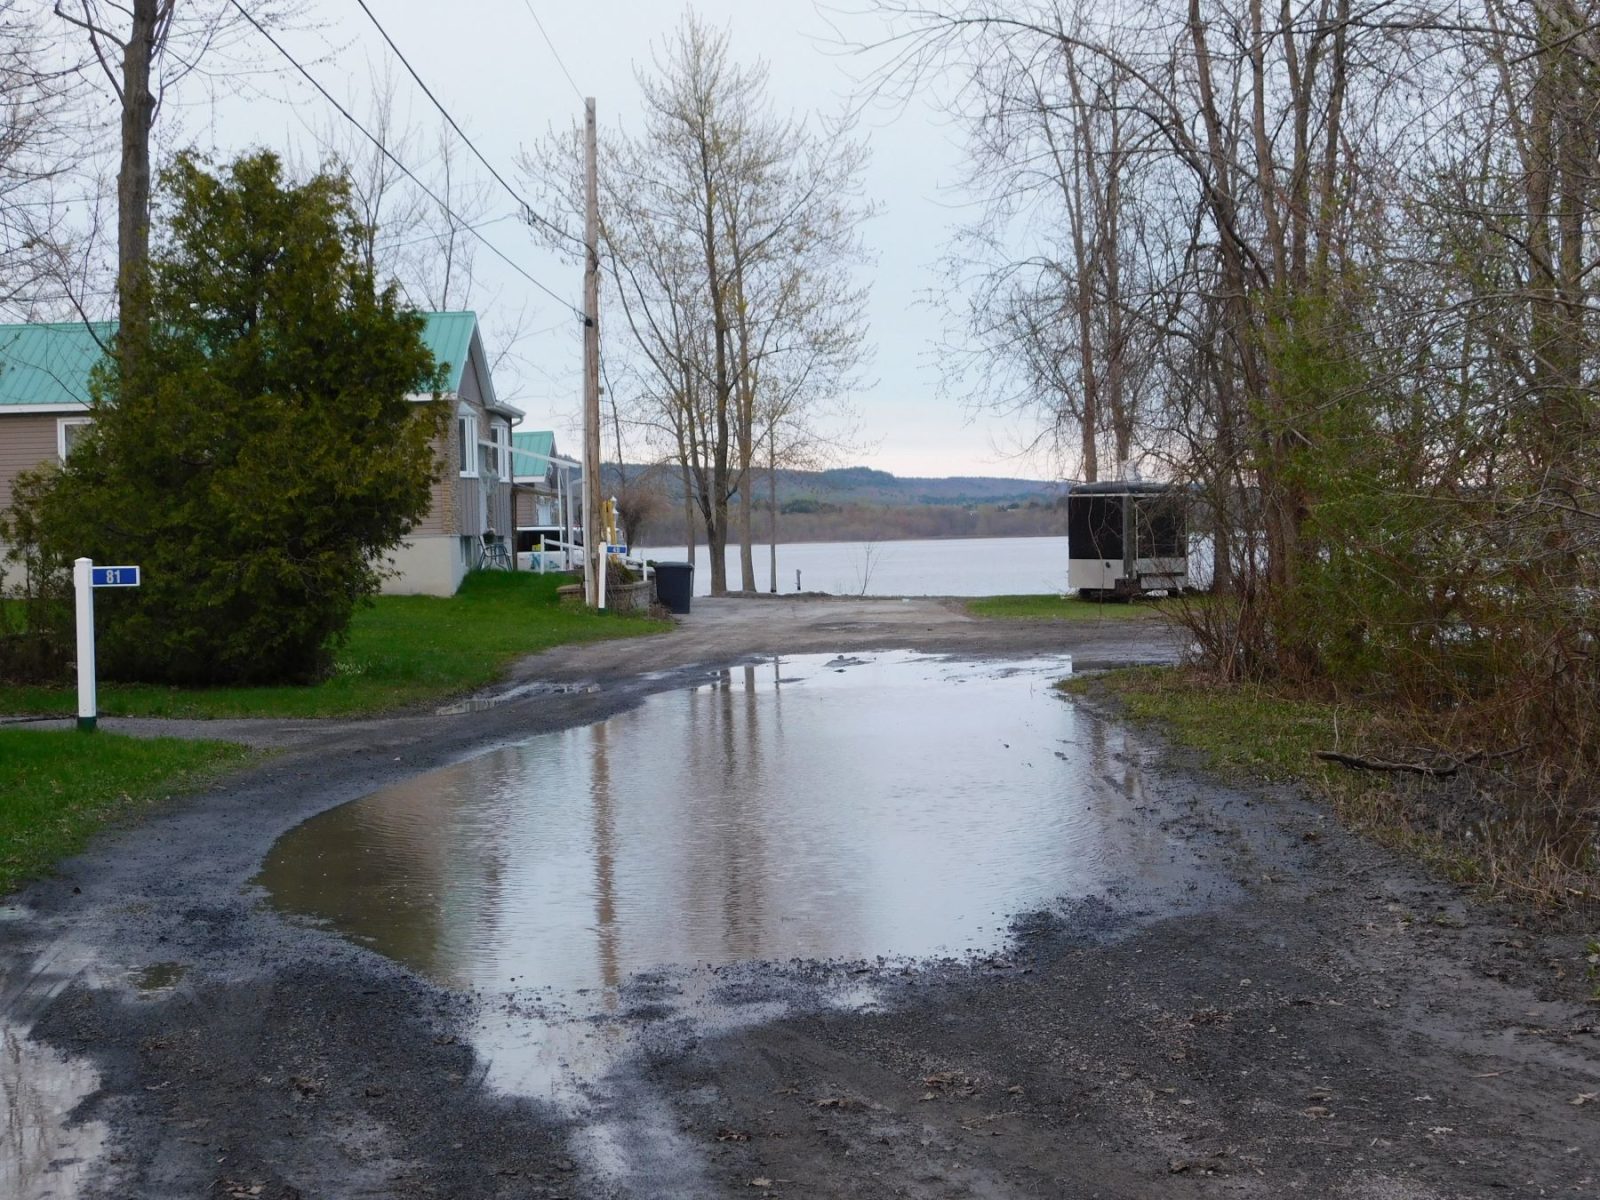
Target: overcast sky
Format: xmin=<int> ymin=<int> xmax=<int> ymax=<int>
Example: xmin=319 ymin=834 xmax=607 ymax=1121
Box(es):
xmin=156 ymin=0 xmax=1051 ymax=480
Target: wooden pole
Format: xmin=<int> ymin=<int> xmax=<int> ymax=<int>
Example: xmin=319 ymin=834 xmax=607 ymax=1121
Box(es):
xmin=582 ymin=97 xmax=602 ymax=606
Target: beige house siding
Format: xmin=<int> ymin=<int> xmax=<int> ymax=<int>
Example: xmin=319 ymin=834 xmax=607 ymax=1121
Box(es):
xmin=489 ymin=480 xmax=513 ymax=539
xmin=413 ymin=421 xmax=455 ymax=537
xmin=0 ymin=412 xmax=71 ymax=513
xmin=450 ymin=355 xmax=515 ymax=544
xmin=515 ymin=488 xmax=559 ymax=530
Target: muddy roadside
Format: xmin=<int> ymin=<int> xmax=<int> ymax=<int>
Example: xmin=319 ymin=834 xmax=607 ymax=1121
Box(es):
xmin=3 ymin=596 xmax=1597 ymax=1199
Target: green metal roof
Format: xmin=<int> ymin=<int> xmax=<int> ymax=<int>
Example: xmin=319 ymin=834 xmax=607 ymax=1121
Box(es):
xmin=415 ymin=311 xmax=477 ymax=394
xmin=0 ymin=312 xmax=477 ymax=407
xmin=0 ymin=322 xmax=116 ymax=407
xmin=510 ymin=429 xmax=558 ymax=478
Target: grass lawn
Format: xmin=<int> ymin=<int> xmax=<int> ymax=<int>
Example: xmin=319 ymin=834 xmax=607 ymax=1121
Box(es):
xmin=0 ymin=729 xmax=248 ymax=894
xmin=0 ymin=571 xmax=668 ymax=720
xmin=1062 ymin=667 xmax=1379 ymax=780
xmin=966 ymin=593 xmax=1171 ymax=620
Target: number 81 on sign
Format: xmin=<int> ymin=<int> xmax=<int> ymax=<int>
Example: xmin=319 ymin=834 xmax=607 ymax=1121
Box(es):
xmin=91 ymin=565 xmax=140 ymax=587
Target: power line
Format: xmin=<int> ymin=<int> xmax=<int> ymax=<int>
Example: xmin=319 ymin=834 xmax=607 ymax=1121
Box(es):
xmin=350 ymin=0 xmax=582 ymax=251
xmin=223 ymin=0 xmax=587 ymax=323
xmin=374 ymin=211 xmax=520 ymax=253
xmin=519 ymin=0 xmax=585 ymax=102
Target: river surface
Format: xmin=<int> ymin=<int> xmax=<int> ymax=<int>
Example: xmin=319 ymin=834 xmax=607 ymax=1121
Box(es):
xmin=634 ymin=535 xmax=1071 ymax=597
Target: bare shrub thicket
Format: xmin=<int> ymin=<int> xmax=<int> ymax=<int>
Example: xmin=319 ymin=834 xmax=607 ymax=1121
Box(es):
xmin=865 ymin=0 xmax=1600 ymax=898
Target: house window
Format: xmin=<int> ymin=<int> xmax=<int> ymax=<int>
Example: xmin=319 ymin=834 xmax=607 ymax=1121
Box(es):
xmin=490 ymin=423 xmax=512 ymax=482
xmin=458 ymin=410 xmax=478 ymax=476
xmin=57 ymin=417 xmax=93 ymax=461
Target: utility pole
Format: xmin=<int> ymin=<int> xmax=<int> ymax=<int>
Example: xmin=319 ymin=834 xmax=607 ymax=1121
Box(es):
xmin=582 ymin=97 xmax=603 ymax=607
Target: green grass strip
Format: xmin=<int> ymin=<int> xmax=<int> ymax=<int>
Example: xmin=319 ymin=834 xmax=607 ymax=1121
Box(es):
xmin=0 ymin=570 xmax=668 ymax=719
xmin=966 ymin=594 xmax=1167 ymax=620
xmin=0 ymin=729 xmax=248 ymax=894
xmin=1063 ymin=667 xmax=1374 ymax=780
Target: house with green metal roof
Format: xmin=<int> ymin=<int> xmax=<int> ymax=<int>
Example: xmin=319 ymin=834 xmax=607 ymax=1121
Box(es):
xmin=509 ymin=429 xmax=581 ymax=560
xmin=0 ymin=312 xmax=523 ymax=596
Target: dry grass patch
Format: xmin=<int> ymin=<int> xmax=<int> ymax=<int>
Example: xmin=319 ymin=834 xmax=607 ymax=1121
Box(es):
xmin=1068 ymin=667 xmax=1599 ymax=915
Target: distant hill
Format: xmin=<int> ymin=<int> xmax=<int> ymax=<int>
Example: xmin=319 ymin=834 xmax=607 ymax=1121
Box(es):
xmin=603 ymin=463 xmax=1061 ymax=508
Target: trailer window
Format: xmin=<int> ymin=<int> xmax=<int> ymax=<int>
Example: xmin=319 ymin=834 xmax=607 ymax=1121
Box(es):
xmin=1068 ymin=495 xmax=1123 ymax=561
xmin=1133 ymin=494 xmax=1186 ymax=558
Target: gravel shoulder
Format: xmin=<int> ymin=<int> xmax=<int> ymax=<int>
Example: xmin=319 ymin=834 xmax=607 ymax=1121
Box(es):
xmin=3 ymin=596 xmax=1596 ymax=1199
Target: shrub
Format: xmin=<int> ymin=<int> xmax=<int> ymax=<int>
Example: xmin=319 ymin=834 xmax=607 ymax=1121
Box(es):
xmin=0 ymin=152 xmax=445 ymax=685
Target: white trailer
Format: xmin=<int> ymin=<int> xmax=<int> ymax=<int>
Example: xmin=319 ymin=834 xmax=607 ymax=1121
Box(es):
xmin=1066 ymin=481 xmax=1189 ymax=598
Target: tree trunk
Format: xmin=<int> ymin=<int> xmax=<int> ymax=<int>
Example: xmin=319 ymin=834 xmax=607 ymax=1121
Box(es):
xmin=680 ymin=457 xmax=696 ymax=562
xmin=699 ymin=140 xmax=732 ymax=596
xmin=706 ymin=502 xmax=728 ymax=594
xmin=118 ymin=0 xmax=161 ymax=359
xmin=737 ymin=473 xmax=754 ymax=591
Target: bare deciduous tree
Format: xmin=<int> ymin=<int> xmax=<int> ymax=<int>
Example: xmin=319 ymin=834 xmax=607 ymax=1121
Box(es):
xmin=854 ymin=0 xmax=1600 ymax=891
xmin=523 ymin=12 xmax=872 ymax=594
xmin=53 ymin=0 xmax=300 ymax=338
xmin=0 ymin=0 xmax=80 ymax=320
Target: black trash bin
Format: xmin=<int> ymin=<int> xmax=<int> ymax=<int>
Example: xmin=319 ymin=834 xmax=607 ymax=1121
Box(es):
xmin=652 ymin=561 xmax=694 ymax=614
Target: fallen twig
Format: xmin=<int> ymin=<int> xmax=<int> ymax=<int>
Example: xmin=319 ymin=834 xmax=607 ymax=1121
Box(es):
xmin=1314 ymin=750 xmax=1461 ymax=778
xmin=1314 ymin=743 xmax=1528 ymax=778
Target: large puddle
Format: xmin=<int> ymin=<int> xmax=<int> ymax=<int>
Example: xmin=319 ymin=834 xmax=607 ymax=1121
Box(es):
xmin=260 ymin=652 xmax=1185 ymax=995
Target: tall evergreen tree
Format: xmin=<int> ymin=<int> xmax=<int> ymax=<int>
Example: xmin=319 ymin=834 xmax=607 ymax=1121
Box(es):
xmin=4 ymin=150 xmax=446 ymax=684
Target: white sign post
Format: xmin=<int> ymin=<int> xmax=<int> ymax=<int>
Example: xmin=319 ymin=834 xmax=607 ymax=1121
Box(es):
xmin=73 ymin=558 xmax=96 ymax=732
xmin=73 ymin=557 xmax=141 ymax=733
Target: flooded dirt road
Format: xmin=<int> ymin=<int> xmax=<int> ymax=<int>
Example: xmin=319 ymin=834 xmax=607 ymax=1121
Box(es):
xmin=1 ymin=597 xmax=1596 ymax=1198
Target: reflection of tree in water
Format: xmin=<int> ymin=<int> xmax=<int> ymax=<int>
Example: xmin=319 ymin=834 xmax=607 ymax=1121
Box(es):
xmin=256 ymin=755 xmax=514 ymax=989
xmin=1 ymin=1019 xmax=107 ymax=1199
xmin=680 ymin=665 xmax=772 ymax=961
xmin=261 ymin=657 xmax=1168 ymax=991
xmin=671 ymin=658 xmax=867 ymax=963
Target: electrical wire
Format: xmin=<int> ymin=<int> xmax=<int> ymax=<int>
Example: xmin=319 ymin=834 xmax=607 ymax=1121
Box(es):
xmin=223 ymin=0 xmax=588 ymax=324
xmin=350 ymin=0 xmax=583 ymax=251
xmin=519 ymin=0 xmax=585 ymax=102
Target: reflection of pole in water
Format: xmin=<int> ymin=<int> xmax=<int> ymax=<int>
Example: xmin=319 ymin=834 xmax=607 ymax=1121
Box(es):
xmin=590 ymin=720 xmax=620 ymax=1006
xmin=738 ymin=666 xmax=767 ymax=954
xmin=705 ymin=666 xmax=770 ymax=959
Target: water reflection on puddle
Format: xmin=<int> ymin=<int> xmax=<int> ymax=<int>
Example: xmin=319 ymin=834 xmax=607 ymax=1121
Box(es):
xmin=260 ymin=653 xmax=1177 ymax=996
xmin=1 ymin=1015 xmax=107 ymax=1200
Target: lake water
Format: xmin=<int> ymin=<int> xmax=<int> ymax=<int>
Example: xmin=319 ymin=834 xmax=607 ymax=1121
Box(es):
xmin=634 ymin=535 xmax=1071 ymax=596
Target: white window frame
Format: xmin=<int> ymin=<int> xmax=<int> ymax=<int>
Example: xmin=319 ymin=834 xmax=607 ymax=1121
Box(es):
xmin=57 ymin=416 xmax=93 ymax=461
xmin=457 ymin=408 xmax=478 ymax=477
xmin=478 ymin=430 xmax=495 ymax=480
xmin=492 ymin=422 xmax=512 ymax=483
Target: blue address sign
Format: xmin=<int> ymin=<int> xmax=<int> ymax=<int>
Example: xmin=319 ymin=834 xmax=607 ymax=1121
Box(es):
xmin=90 ymin=565 xmax=141 ymax=588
